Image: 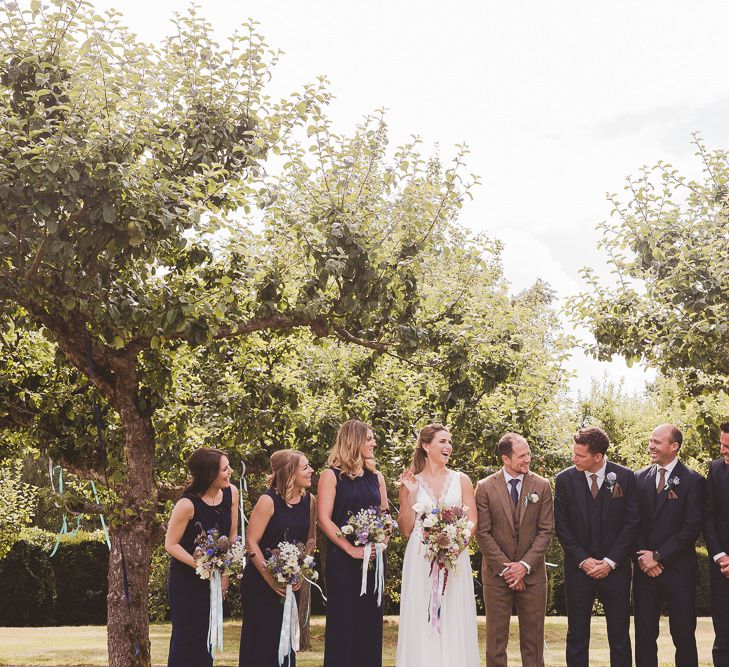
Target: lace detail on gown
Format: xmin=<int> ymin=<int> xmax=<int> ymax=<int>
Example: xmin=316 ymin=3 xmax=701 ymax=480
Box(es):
xmin=395 ymin=470 xmax=479 ymax=667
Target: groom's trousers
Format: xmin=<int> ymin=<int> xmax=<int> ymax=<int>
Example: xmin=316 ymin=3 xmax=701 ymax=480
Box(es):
xmin=483 ymin=575 xmax=547 ymax=667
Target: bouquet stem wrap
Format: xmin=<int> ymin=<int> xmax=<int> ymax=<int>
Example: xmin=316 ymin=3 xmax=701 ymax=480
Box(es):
xmin=207 ymin=570 xmax=224 ymax=657
xmin=277 ymin=583 xmax=300 ymax=666
xmin=358 ymin=542 xmax=385 ymax=606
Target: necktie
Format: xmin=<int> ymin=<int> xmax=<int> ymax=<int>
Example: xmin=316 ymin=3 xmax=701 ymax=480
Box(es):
xmin=509 ymin=478 xmax=519 ymax=506
xmin=657 ymin=467 xmax=667 ymax=493
xmin=590 ymin=473 xmax=599 ymax=498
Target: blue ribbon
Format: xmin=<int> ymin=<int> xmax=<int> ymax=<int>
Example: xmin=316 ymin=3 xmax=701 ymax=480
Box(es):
xmin=48 ymin=462 xmax=81 ymax=557
xmin=207 ymin=570 xmax=224 ymax=657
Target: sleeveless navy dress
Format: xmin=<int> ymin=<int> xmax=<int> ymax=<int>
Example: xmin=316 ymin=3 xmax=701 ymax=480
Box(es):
xmin=239 ymin=489 xmax=312 ymax=667
xmin=167 ymin=486 xmax=232 ymax=667
xmin=324 ymin=467 xmax=385 ymax=667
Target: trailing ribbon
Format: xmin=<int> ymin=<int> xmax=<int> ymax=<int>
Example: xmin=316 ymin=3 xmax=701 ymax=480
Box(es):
xmin=360 ymin=543 xmax=372 ymax=597
xmin=48 ymin=462 xmax=81 ymax=557
xmin=304 ymin=576 xmax=327 ymax=603
xmin=239 ymin=463 xmax=248 ymax=568
xmin=374 ymin=543 xmax=385 ymax=607
xmin=89 ymin=480 xmax=111 ymax=550
xmin=428 ymin=564 xmax=444 ymax=634
xmin=277 ymin=583 xmax=300 ymax=666
xmin=207 ymin=569 xmax=224 ymax=657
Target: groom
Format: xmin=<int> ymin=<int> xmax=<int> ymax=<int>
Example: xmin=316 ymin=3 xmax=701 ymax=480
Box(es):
xmin=475 ymin=432 xmax=554 ymax=667
xmin=554 ymin=426 xmax=638 ymax=667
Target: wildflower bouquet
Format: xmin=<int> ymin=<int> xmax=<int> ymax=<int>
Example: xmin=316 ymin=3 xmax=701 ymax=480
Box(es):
xmin=265 ymin=540 xmax=318 ymax=588
xmin=264 ymin=541 xmax=319 ymax=667
xmin=338 ymin=506 xmax=396 ymax=605
xmin=192 ymin=526 xmax=246 ymax=656
xmin=413 ymin=503 xmax=474 ymax=632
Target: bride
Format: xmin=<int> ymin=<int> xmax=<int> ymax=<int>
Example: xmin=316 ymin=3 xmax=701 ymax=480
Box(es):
xmin=395 ymin=424 xmax=480 ymax=667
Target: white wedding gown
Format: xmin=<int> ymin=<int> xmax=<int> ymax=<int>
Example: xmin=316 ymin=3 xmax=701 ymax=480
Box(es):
xmin=396 ymin=470 xmax=480 ymax=667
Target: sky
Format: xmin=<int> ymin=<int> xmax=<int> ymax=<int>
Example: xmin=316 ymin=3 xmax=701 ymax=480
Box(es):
xmin=89 ymin=0 xmax=729 ymax=395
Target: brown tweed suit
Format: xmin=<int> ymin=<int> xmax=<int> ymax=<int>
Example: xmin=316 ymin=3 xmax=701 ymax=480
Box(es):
xmin=475 ymin=470 xmax=554 ymax=667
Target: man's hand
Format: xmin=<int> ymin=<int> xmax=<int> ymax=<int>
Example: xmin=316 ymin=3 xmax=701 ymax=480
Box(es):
xmin=719 ymin=556 xmax=729 ymax=578
xmin=580 ymin=557 xmax=601 ymax=576
xmin=509 ymin=578 xmax=526 ymax=592
xmin=586 ymin=560 xmax=612 ymax=580
xmin=502 ymin=561 xmax=527 ymax=587
xmin=637 ymin=550 xmax=663 ymax=576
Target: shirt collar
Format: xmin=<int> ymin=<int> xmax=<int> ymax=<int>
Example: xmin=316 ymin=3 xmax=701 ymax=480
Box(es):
xmin=502 ymin=468 xmax=524 ymax=484
xmin=584 ymin=457 xmax=608 ymax=482
xmin=656 ymin=458 xmax=679 ymax=477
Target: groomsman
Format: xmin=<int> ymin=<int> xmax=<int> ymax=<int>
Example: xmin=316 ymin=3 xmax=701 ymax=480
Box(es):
xmin=554 ymin=426 xmax=638 ymax=667
xmin=634 ymin=423 xmax=704 ymax=667
xmin=475 ymin=432 xmax=554 ymax=667
xmin=704 ymin=421 xmax=729 ymax=667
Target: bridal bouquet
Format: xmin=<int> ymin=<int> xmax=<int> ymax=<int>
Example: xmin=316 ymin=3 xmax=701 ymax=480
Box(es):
xmin=192 ymin=527 xmax=246 ymax=656
xmin=413 ymin=503 xmax=474 ymax=632
xmin=265 ymin=541 xmax=319 ymax=666
xmin=338 ymin=506 xmax=396 ymax=605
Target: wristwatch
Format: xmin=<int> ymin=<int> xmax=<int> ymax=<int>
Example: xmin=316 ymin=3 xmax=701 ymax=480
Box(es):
xmin=652 ymin=550 xmax=662 ymax=563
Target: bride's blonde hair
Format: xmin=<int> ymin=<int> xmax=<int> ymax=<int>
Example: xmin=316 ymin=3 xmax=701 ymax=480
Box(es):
xmin=411 ymin=423 xmax=449 ymax=474
xmin=267 ymin=450 xmax=306 ymax=502
xmin=327 ymin=419 xmax=376 ymax=479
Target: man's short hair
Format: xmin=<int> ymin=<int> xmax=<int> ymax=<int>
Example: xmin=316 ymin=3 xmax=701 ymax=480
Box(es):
xmin=720 ymin=421 xmax=729 ymax=434
xmin=498 ymin=432 xmax=525 ymax=458
xmin=668 ymin=425 xmax=683 ymax=448
xmin=573 ymin=426 xmax=610 ymax=456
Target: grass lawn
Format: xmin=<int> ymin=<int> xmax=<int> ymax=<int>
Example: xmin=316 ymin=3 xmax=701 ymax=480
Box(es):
xmin=0 ymin=616 xmax=716 ymax=666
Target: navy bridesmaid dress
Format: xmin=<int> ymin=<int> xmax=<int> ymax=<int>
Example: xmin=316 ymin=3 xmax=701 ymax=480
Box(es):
xmin=167 ymin=486 xmax=232 ymax=667
xmin=239 ymin=489 xmax=312 ymax=667
xmin=324 ymin=467 xmax=385 ymax=667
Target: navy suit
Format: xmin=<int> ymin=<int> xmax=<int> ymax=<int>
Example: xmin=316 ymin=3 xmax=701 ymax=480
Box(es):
xmin=555 ymin=461 xmax=638 ymax=667
xmin=634 ymin=460 xmax=704 ymax=667
xmin=704 ymin=458 xmax=729 ymax=667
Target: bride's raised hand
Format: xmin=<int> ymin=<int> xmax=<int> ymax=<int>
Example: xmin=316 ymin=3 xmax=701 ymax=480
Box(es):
xmin=398 ymin=469 xmax=419 ymax=495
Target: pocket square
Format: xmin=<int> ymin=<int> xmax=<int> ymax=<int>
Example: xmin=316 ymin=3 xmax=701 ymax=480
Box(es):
xmin=668 ymin=489 xmax=679 ymax=500
xmin=612 ymin=482 xmax=623 ymax=498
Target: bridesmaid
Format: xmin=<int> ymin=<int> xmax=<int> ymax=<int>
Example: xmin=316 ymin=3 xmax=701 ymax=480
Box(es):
xmin=318 ymin=420 xmax=389 ymax=667
xmin=165 ymin=448 xmax=238 ymax=667
xmin=239 ymin=450 xmax=315 ymax=667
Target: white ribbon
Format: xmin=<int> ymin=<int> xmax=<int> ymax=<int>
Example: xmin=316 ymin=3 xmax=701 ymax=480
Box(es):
xmin=239 ymin=463 xmax=248 ymax=569
xmin=277 ymin=583 xmax=300 ymax=666
xmin=207 ymin=570 xmax=224 ymax=657
xmin=358 ymin=543 xmax=385 ymax=607
xmin=360 ymin=543 xmax=372 ymax=596
xmin=374 ymin=543 xmax=385 ymax=607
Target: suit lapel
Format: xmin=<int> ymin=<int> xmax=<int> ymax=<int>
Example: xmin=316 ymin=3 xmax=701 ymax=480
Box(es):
xmin=600 ymin=462 xmax=614 ymax=522
xmin=494 ymin=473 xmax=516 ymax=535
xmin=653 ymin=461 xmax=681 ymax=518
xmin=573 ymin=467 xmax=590 ymax=530
xmin=517 ymin=472 xmax=533 ymax=526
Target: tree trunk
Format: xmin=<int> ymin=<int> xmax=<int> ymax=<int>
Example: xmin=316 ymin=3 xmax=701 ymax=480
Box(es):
xmin=106 ymin=358 xmax=158 ymax=667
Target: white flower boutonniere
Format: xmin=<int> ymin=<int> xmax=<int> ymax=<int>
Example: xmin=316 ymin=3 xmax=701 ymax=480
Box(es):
xmin=524 ymin=492 xmax=539 ymax=506
xmin=605 ymin=472 xmax=617 ymax=490
xmin=664 ymin=476 xmax=680 ymax=492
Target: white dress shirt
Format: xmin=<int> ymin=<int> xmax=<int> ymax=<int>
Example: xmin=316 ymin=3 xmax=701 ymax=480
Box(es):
xmin=655 ymin=457 xmax=679 ymax=491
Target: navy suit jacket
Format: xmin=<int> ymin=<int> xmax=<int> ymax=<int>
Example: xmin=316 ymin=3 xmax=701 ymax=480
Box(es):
xmin=554 ymin=461 xmax=639 ymax=570
xmin=634 ymin=460 xmax=703 ymax=585
xmin=704 ymin=458 xmax=729 ymax=560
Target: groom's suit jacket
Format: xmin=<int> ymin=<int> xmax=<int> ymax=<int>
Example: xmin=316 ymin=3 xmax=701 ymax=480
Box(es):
xmin=476 ymin=470 xmax=554 ymax=584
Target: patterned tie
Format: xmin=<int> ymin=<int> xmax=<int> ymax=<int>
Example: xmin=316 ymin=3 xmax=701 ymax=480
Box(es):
xmin=657 ymin=467 xmax=667 ymax=494
xmin=509 ymin=478 xmax=519 ymax=506
xmin=590 ymin=473 xmax=599 ymax=499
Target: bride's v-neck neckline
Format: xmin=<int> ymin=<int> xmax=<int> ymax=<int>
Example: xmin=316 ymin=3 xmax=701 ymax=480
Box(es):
xmin=417 ymin=469 xmax=455 ymax=504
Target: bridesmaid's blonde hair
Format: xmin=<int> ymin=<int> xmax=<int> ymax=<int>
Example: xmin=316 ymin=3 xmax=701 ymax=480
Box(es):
xmin=327 ymin=419 xmax=376 ymax=479
xmin=267 ymin=450 xmax=306 ymax=503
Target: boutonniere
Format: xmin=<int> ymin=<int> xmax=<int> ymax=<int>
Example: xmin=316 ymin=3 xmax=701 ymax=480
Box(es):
xmin=664 ymin=476 xmax=680 ymax=498
xmin=523 ymin=492 xmax=539 ymax=507
xmin=605 ymin=472 xmax=623 ymax=498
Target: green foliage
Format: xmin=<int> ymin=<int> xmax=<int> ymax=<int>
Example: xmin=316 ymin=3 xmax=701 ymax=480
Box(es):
xmin=571 ymin=136 xmax=729 ymax=396
xmin=0 ymin=459 xmax=38 ymax=558
xmin=0 ymin=539 xmax=56 ymax=625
